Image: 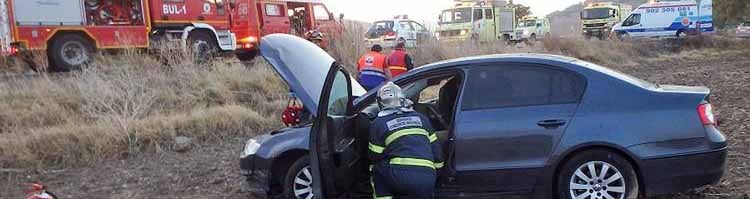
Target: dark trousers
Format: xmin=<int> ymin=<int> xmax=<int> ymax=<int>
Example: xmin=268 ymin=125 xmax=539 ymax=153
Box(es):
xmin=372 ymin=163 xmax=436 ymax=199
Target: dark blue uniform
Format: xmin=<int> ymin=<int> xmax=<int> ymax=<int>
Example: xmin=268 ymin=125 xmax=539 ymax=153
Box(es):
xmin=368 ymin=110 xmax=443 ymax=199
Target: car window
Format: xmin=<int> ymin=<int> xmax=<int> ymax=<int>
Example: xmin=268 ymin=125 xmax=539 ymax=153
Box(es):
xmin=399 ymin=21 xmax=414 ymax=31
xmin=328 ymin=70 xmax=350 ymax=116
xmin=411 ymin=21 xmax=427 ymax=32
xmin=623 ymin=14 xmax=640 ymax=26
xmin=265 ymin=4 xmax=283 ymax=16
xmin=484 ymin=8 xmax=493 ymax=19
xmin=473 ymin=9 xmax=483 ymax=21
xmin=371 ymin=21 xmax=394 ymax=31
xmin=462 ymin=64 xmax=585 ymax=110
xmin=313 ymin=4 xmax=330 ymax=21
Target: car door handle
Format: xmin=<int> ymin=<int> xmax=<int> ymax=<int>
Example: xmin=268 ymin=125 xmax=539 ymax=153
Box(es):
xmin=537 ymin=119 xmax=566 ymax=129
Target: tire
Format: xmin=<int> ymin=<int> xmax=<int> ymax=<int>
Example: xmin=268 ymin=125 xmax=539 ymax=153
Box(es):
xmin=557 ymin=149 xmax=639 ymax=199
xmin=284 ymin=156 xmax=314 ymax=199
xmin=48 ymin=34 xmax=94 ymax=72
xmin=187 ymin=30 xmax=218 ymax=62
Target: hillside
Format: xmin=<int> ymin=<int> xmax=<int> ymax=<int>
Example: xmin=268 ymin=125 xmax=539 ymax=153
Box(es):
xmin=546 ymin=0 xmax=646 ymax=37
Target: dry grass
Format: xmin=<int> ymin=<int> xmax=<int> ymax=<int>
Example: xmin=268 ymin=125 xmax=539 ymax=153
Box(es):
xmin=0 ymin=49 xmax=287 ymax=168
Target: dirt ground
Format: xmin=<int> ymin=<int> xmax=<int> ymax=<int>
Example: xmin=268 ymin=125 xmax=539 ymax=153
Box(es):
xmin=1 ymin=48 xmax=749 ymax=199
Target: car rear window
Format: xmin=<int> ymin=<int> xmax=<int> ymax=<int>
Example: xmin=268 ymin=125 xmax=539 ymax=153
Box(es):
xmin=369 ymin=21 xmax=394 ymax=32
xmin=462 ymin=64 xmax=586 ymax=110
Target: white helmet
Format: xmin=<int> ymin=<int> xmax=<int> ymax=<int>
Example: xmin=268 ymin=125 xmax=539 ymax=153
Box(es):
xmin=377 ymin=82 xmax=406 ymax=110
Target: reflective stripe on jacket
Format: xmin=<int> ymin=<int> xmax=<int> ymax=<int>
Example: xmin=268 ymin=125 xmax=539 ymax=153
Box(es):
xmin=358 ymin=51 xmax=387 ymax=78
xmin=368 ymin=111 xmax=444 ymax=169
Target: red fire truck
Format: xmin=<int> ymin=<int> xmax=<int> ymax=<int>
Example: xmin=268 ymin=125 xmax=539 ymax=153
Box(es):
xmin=0 ymin=0 xmax=341 ymax=72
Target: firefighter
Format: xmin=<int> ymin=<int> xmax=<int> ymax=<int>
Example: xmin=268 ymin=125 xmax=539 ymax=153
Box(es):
xmin=357 ymin=44 xmax=389 ymax=90
xmin=305 ymin=30 xmax=325 ymax=49
xmin=386 ymin=38 xmax=414 ymax=79
xmin=369 ymin=82 xmax=443 ymax=199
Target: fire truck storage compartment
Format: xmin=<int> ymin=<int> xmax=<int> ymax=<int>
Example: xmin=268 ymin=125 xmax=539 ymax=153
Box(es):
xmin=84 ymin=0 xmax=145 ymax=26
xmin=13 ymin=0 xmax=86 ymax=26
xmin=12 ymin=0 xmax=144 ymax=26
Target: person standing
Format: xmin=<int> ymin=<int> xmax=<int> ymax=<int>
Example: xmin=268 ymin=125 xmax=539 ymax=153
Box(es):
xmin=369 ymin=82 xmax=443 ymax=199
xmin=357 ymin=44 xmax=389 ymax=90
xmin=386 ymin=39 xmax=415 ymax=79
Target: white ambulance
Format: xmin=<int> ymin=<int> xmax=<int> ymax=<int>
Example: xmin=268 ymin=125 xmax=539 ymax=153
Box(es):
xmin=612 ymin=0 xmax=713 ymax=39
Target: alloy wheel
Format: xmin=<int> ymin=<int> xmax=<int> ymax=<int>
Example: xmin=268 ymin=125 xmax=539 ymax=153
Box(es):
xmin=293 ymin=165 xmax=314 ymax=199
xmin=569 ymin=161 xmax=626 ymax=199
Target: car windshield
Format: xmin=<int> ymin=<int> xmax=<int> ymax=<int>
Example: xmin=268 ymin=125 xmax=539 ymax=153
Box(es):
xmin=741 ymin=22 xmax=750 ymax=27
xmin=518 ymin=20 xmax=537 ymax=27
xmin=440 ymin=8 xmax=471 ymax=24
xmin=582 ymin=8 xmax=614 ymax=20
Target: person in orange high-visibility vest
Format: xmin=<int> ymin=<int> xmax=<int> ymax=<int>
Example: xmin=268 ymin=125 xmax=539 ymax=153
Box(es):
xmin=386 ymin=38 xmax=414 ymax=78
xmin=357 ymin=44 xmax=390 ymax=90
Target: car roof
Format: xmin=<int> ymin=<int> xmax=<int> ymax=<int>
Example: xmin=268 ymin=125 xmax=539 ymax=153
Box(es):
xmin=405 ymin=53 xmax=654 ymax=90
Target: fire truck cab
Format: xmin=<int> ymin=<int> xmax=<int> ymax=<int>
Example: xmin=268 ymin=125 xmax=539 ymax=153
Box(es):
xmin=248 ymin=0 xmax=342 ymax=50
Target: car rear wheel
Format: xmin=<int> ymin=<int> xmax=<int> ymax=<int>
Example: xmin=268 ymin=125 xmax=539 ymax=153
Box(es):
xmin=557 ymin=150 xmax=639 ymax=199
xmin=284 ymin=156 xmax=314 ymax=199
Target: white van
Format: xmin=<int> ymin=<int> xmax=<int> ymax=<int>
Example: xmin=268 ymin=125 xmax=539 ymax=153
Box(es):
xmin=613 ymin=0 xmax=713 ymax=39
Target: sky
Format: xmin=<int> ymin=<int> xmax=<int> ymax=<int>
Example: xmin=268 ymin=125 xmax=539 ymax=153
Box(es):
xmin=325 ymin=0 xmax=583 ymax=24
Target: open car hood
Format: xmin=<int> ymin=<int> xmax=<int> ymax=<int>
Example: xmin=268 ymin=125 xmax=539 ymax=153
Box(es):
xmin=260 ymin=34 xmax=365 ymax=116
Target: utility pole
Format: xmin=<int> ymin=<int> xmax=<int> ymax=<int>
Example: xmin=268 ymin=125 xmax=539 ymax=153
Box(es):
xmin=696 ymin=0 xmax=702 ymax=35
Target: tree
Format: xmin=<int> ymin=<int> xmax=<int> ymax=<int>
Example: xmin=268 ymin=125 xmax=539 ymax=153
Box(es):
xmin=511 ymin=4 xmax=531 ymax=21
xmin=714 ymin=0 xmax=750 ymax=27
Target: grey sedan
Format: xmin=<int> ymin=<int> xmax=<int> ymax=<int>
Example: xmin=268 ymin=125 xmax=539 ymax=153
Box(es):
xmin=240 ymin=34 xmax=727 ymax=199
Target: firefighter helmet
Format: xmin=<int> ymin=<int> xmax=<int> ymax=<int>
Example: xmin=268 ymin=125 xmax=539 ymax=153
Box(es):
xmin=377 ymin=82 xmax=406 ymax=110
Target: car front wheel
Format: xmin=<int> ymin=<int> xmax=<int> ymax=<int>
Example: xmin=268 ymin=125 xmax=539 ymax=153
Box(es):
xmin=284 ymin=156 xmax=314 ymax=199
xmin=557 ymin=150 xmax=639 ymax=199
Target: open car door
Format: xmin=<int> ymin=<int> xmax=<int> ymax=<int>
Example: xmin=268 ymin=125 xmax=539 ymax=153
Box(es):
xmin=310 ymin=63 xmax=361 ymax=198
xmin=259 ymin=34 xmax=366 ymax=199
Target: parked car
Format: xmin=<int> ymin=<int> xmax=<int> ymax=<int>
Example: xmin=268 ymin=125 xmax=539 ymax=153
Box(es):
xmin=241 ymin=34 xmax=728 ymax=199
xmin=737 ymin=21 xmax=750 ymax=38
xmin=364 ymin=15 xmax=431 ymax=48
xmin=613 ymin=0 xmax=714 ymax=39
xmin=511 ymin=16 xmax=551 ymax=42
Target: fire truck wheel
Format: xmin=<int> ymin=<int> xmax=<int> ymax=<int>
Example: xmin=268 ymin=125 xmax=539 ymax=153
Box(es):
xmin=48 ymin=34 xmax=94 ymax=72
xmin=188 ymin=31 xmax=218 ymax=62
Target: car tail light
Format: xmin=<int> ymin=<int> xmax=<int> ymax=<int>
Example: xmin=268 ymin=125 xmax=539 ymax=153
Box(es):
xmin=387 ymin=31 xmax=396 ymax=37
xmin=698 ymin=103 xmax=716 ymax=126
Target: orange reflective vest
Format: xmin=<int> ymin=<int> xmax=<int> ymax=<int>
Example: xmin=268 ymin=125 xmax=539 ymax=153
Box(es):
xmin=358 ymin=51 xmax=388 ymax=78
xmin=387 ymin=48 xmax=410 ymax=78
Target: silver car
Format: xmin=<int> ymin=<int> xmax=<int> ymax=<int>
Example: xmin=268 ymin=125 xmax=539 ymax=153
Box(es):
xmin=364 ymin=16 xmax=430 ymax=48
